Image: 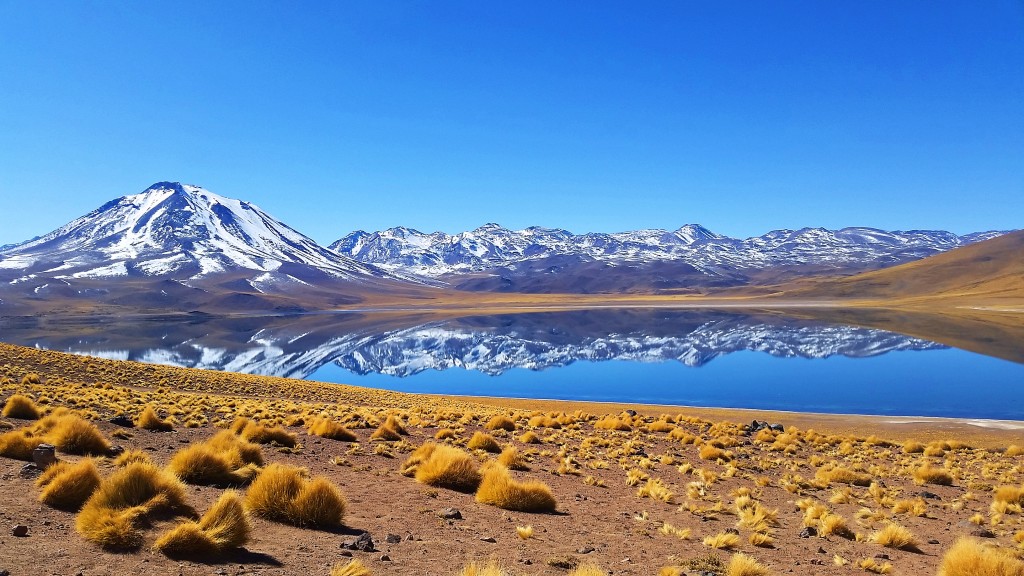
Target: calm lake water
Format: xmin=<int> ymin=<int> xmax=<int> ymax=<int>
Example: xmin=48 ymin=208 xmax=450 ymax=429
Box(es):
xmin=2 ymin=308 xmax=1021 ymax=420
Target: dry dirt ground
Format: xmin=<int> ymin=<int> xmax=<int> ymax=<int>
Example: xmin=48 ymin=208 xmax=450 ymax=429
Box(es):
xmin=0 ymin=343 xmax=1022 ymax=576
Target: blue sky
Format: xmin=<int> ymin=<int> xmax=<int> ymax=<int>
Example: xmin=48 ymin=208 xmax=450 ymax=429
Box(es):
xmin=1 ymin=1 xmax=1021 ymax=245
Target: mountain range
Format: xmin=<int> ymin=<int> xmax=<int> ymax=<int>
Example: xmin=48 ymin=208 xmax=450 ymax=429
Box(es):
xmin=0 ymin=182 xmax=1015 ymax=313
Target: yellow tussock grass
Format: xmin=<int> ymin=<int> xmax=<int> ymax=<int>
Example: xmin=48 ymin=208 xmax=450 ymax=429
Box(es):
xmin=516 ymin=525 xmax=534 ymax=539
xmin=136 ymin=406 xmax=172 ymax=431
xmin=2 ymin=394 xmax=41 ymax=419
xmin=727 ymin=553 xmax=771 ymax=576
xmin=637 ymin=477 xmax=674 ymax=502
xmin=703 ymin=532 xmax=740 ymax=549
xmin=475 ymin=462 xmax=556 ymax=513
xmin=498 ymin=446 xmax=529 ymax=470
xmin=435 ymin=428 xmax=456 ymax=440
xmin=460 ymin=561 xmax=508 ymax=576
xmin=594 ymin=417 xmax=631 ymax=431
xmin=37 ymin=458 xmax=101 ymax=510
xmin=33 ymin=412 xmax=111 ymax=455
xmin=870 ymin=523 xmax=919 ymax=551
xmin=245 ymin=463 xmax=346 ymax=528
xmin=1006 ymin=445 xmax=1024 ymax=457
xmin=153 ymin=490 xmax=250 ymax=557
xmin=239 ymin=422 xmax=296 ymax=447
xmin=468 ymin=431 xmax=502 ymax=453
xmin=307 ymin=418 xmax=357 ymax=442
xmin=936 ymin=537 xmax=1024 ymax=576
xmin=568 ymin=564 xmax=606 ymax=576
xmin=76 ymin=462 xmax=189 ymax=550
xmin=699 ymin=445 xmax=732 ymax=461
xmin=331 ymin=559 xmax=372 ymax=576
xmin=402 ymin=442 xmax=482 ymax=492
xmin=913 ymin=464 xmax=955 ymax=486
xmin=485 ymin=415 xmax=516 ymax=431
xmin=114 ymin=449 xmax=152 ymax=467
xmin=168 ymin=444 xmax=260 ymax=486
xmin=749 ymin=532 xmax=774 ymax=547
xmin=815 ymin=466 xmax=872 ymax=487
xmin=0 ymin=429 xmax=40 ymax=459
xmin=858 ymin=558 xmax=893 ymax=574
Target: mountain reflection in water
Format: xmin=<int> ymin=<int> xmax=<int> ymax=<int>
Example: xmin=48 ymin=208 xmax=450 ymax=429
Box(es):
xmin=0 ymin=309 xmax=948 ymax=379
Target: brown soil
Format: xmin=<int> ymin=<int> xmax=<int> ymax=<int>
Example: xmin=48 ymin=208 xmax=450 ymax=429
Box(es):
xmin=0 ymin=343 xmax=1022 ymax=576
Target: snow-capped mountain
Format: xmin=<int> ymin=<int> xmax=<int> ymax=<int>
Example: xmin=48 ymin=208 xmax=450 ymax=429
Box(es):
xmin=331 ymin=224 xmax=1005 ymax=286
xmin=0 ymin=182 xmax=407 ymax=291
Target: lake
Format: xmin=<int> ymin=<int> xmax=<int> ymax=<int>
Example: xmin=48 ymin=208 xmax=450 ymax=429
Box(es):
xmin=1 ymin=308 xmax=1021 ymax=420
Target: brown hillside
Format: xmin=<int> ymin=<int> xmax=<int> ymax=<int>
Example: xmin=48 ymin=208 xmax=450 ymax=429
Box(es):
xmin=782 ymin=230 xmax=1024 ymax=306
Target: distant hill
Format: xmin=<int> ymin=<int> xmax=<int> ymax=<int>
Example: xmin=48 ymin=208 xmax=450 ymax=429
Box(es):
xmin=781 ymin=230 xmax=1024 ymax=307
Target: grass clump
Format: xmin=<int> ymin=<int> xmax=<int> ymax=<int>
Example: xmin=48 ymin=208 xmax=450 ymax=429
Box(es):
xmin=370 ymin=414 xmax=407 ymax=441
xmin=485 ymin=415 xmax=516 ymax=432
xmin=245 ymin=463 xmax=346 ymax=528
xmin=475 ymin=462 xmax=557 ymax=513
xmin=870 ymin=522 xmax=919 ymax=551
xmin=34 ymin=411 xmax=111 ymax=455
xmin=37 ymin=458 xmax=101 ymax=510
xmin=727 ymin=553 xmax=771 ymax=576
xmin=153 ymin=490 xmax=250 ymax=557
xmin=816 ymin=466 xmax=872 ymax=487
xmin=239 ymin=421 xmax=297 ymax=447
xmin=307 ymin=418 xmax=358 ymax=441
xmin=0 ymin=429 xmax=40 ymax=459
xmin=2 ymin=394 xmax=42 ymax=419
xmin=937 ymin=537 xmax=1024 ymax=576
xmin=331 ymin=559 xmax=372 ymax=576
xmin=168 ymin=430 xmax=263 ymax=486
xmin=136 ymin=406 xmax=173 ymax=431
xmin=498 ymin=446 xmax=529 ymax=470
xmin=913 ymin=464 xmax=955 ymax=486
xmin=703 ymin=531 xmax=740 ymax=550
xmin=467 ymin=431 xmax=502 ymax=453
xmin=402 ymin=443 xmax=482 ymax=492
xmin=76 ymin=462 xmax=189 ymax=550
xmin=460 ymin=561 xmax=509 ymax=576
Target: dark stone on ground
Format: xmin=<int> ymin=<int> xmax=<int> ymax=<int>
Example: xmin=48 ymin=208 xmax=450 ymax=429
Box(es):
xmin=12 ymin=524 xmax=28 ymax=537
xmin=384 ymin=534 xmax=401 ymax=544
xmin=341 ymin=532 xmax=375 ymax=552
xmin=439 ymin=507 xmax=462 ymax=520
xmin=31 ymin=444 xmax=57 ymax=469
xmin=19 ymin=463 xmax=41 ymax=478
xmin=109 ymin=415 xmax=134 ymax=427
xmin=799 ymin=527 xmax=817 ymax=538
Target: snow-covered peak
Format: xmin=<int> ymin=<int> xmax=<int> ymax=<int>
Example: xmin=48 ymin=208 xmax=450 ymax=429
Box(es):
xmin=0 ymin=182 xmax=398 ymax=283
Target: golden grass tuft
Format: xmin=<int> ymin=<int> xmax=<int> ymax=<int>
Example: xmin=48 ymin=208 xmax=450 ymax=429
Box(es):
xmin=568 ymin=564 xmax=606 ymax=576
xmin=937 ymin=537 xmax=1024 ymax=576
xmin=407 ymin=443 xmax=482 ymax=492
xmin=485 ymin=415 xmax=516 ymax=431
xmin=2 ymin=394 xmax=42 ymax=419
xmin=331 ymin=559 xmax=372 ymax=576
xmin=703 ymin=532 xmax=740 ymax=550
xmin=727 ymin=553 xmax=771 ymax=576
xmin=0 ymin=429 xmax=40 ymax=459
xmin=815 ymin=466 xmax=872 ymax=487
xmin=475 ymin=462 xmax=557 ymax=513
xmin=136 ymin=406 xmax=173 ymax=431
xmin=498 ymin=446 xmax=529 ymax=471
xmin=913 ymin=464 xmax=955 ymax=486
xmin=37 ymin=458 xmax=101 ymax=510
xmin=307 ymin=418 xmax=358 ymax=442
xmin=434 ymin=428 xmax=456 ymax=440
xmin=76 ymin=462 xmax=189 ymax=550
xmin=516 ymin=525 xmax=534 ymax=539
xmin=858 ymin=558 xmax=893 ymax=574
xmin=245 ymin=463 xmax=346 ymax=528
xmin=460 ymin=561 xmax=509 ymax=576
xmin=699 ymin=445 xmax=732 ymax=461
xmin=114 ymin=449 xmax=152 ymax=467
xmin=519 ymin=431 xmax=541 ymax=444
xmin=168 ymin=444 xmax=260 ymax=486
xmin=33 ymin=412 xmax=111 ymax=455
xmin=239 ymin=422 xmax=297 ymax=447
xmin=870 ymin=522 xmax=919 ymax=551
xmin=153 ymin=490 xmax=250 ymax=557
xmin=594 ymin=416 xmax=631 ymax=431
xmin=1006 ymin=445 xmax=1024 ymax=457
xmin=467 ymin=431 xmax=502 ymax=453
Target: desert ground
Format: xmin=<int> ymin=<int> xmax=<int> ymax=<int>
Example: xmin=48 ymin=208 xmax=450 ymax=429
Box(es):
xmin=0 ymin=342 xmax=1022 ymax=576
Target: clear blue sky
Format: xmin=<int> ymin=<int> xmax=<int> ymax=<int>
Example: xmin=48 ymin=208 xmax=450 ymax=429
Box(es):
xmin=1 ymin=1 xmax=1021 ymax=246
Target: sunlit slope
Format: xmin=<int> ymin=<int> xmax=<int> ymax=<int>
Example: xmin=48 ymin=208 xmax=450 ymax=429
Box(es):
xmin=782 ymin=230 xmax=1024 ymax=306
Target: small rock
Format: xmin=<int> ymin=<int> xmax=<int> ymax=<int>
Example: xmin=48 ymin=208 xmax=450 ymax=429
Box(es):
xmin=970 ymin=528 xmax=995 ymax=539
xmin=341 ymin=532 xmax=375 ymax=552
xmin=107 ymin=445 xmax=125 ymax=456
xmin=875 ymin=554 xmax=890 ymax=560
xmin=928 ymin=539 xmax=940 ymax=545
xmin=725 ymin=528 xmax=739 ymax=535
xmin=480 ymin=536 xmax=496 ymax=543
xmin=379 ymin=555 xmax=391 ymax=562
xmin=109 ymin=415 xmax=134 ymax=427
xmin=339 ymin=550 xmax=352 ymax=557
xmin=439 ymin=507 xmax=462 ymax=520
xmin=19 ymin=463 xmax=42 ymax=478
xmin=624 ymin=410 xmax=637 ymax=417
xmin=577 ymin=546 xmax=595 ymax=554
xmin=12 ymin=525 xmax=29 ymax=537
xmin=405 ymin=533 xmax=414 ymax=541
xmin=384 ymin=534 xmax=401 ymax=544
xmin=31 ymin=444 xmax=57 ymax=469
xmin=798 ymin=527 xmax=817 ymax=538
xmin=817 ymin=547 xmax=826 ymax=554
xmin=0 ymin=569 xmax=10 ymax=576
xmin=770 ymin=423 xmax=785 ymax=432
xmin=918 ymin=491 xmax=941 ymax=500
